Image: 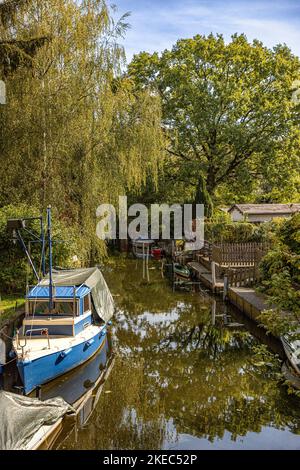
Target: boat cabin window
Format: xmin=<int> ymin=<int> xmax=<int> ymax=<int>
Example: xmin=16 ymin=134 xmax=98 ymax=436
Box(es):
xmin=83 ymin=294 xmax=91 ymax=313
xmin=29 ymin=300 xmax=78 ymax=316
xmin=54 ymin=302 xmax=75 ymax=315
xmin=29 ymin=301 xmax=49 ymax=315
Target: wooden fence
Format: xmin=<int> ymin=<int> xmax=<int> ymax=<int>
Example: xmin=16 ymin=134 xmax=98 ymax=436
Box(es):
xmin=211 ymin=242 xmax=268 ymax=267
xmin=193 ymin=240 xmax=213 ymax=261
xmin=225 ymin=265 xmax=261 ymax=288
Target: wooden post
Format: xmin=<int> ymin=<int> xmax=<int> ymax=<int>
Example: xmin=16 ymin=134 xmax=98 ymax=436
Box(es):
xmin=146 ymin=245 xmax=150 ymax=282
xmin=172 ymin=263 xmax=175 ymax=292
xmin=211 ymin=299 xmax=216 ymax=325
xmin=161 ymin=259 xmax=165 ymax=278
xmin=171 ymin=240 xmax=175 ymax=259
xmin=142 ymin=243 xmax=145 ymax=279
xmin=211 ymin=261 xmax=216 ymax=292
xmin=223 ymin=275 xmax=228 ymax=301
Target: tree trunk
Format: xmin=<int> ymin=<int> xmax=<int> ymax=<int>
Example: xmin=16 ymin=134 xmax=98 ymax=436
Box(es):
xmin=193 ymin=174 xmax=213 ymax=218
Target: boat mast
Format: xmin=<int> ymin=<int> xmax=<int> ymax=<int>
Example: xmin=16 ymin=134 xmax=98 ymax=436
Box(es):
xmin=47 ymin=206 xmax=54 ymax=311
xmin=41 ymin=216 xmax=46 ymax=277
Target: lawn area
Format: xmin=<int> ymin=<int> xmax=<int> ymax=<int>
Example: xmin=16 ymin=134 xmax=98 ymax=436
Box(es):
xmin=0 ymin=295 xmax=25 ymax=324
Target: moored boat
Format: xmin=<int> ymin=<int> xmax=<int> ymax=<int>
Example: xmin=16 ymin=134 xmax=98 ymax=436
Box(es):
xmin=173 ymin=263 xmax=190 ymax=280
xmin=10 ymin=208 xmax=114 ymax=395
xmin=281 ymin=332 xmax=300 ymax=375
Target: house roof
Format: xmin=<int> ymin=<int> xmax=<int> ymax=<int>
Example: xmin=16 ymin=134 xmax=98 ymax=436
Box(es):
xmin=228 ymin=204 xmax=300 ymax=215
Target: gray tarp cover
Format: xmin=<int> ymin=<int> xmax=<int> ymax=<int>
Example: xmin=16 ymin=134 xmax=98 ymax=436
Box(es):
xmin=0 ymin=391 xmax=73 ymax=450
xmin=40 ymin=267 xmax=114 ymax=323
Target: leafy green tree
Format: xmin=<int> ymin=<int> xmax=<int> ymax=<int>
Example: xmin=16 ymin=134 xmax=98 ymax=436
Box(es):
xmin=0 ymin=1 xmax=163 ymax=265
xmin=128 ymin=34 xmax=300 ymax=198
xmin=258 ymin=214 xmax=300 ymax=337
xmin=0 ymin=0 xmax=48 ymax=77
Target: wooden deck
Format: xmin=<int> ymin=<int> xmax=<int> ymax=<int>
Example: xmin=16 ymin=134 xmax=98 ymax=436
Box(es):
xmin=188 ymin=261 xmax=224 ymax=293
xmin=228 ymin=287 xmax=269 ymax=321
xmin=228 ymin=286 xmax=291 ymax=334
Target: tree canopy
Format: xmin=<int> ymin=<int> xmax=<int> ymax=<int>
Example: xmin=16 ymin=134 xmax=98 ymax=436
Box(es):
xmin=0 ymin=0 xmax=48 ymax=76
xmin=128 ymin=34 xmax=300 ymax=201
xmin=0 ymin=0 xmax=163 ymax=269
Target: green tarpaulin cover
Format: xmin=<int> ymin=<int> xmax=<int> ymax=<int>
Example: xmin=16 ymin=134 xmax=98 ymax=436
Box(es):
xmin=0 ymin=391 xmax=73 ymax=450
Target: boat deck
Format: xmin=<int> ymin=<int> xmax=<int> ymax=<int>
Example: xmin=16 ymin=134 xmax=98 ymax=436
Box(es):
xmin=14 ymin=324 xmax=103 ymax=361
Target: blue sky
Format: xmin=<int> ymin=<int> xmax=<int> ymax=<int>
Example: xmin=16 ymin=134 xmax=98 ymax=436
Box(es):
xmin=113 ymin=0 xmax=300 ymax=61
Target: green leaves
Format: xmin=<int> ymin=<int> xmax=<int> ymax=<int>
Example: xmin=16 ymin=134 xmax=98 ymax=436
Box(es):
xmin=128 ymin=33 xmax=300 ymax=200
xmin=258 ymin=215 xmax=300 ymax=336
xmin=0 ymin=1 xmax=163 ymax=266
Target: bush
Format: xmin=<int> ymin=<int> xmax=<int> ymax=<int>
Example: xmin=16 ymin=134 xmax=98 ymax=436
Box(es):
xmin=0 ymin=204 xmax=81 ymax=293
xmin=205 ymin=221 xmax=258 ymax=243
xmin=279 ymin=213 xmax=300 ymax=254
xmin=258 ymin=214 xmax=300 ymax=324
xmin=259 ymin=249 xmax=300 ymax=284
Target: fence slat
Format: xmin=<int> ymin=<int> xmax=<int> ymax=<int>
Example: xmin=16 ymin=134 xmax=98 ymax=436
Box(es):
xmin=211 ymin=242 xmax=269 ymax=267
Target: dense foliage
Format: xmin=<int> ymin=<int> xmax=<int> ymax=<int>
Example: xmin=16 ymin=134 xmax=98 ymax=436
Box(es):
xmin=0 ymin=203 xmax=80 ymax=292
xmin=259 ymin=215 xmax=300 ymax=336
xmin=129 ymin=34 xmax=300 ymax=205
xmin=0 ymin=0 xmax=164 ymax=281
xmin=0 ymin=0 xmax=49 ymax=77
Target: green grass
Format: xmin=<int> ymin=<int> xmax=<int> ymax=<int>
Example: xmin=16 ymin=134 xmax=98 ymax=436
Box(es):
xmin=0 ymin=294 xmax=25 ymax=324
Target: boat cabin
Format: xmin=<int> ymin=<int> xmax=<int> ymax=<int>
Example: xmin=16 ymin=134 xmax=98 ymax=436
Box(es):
xmin=22 ymin=284 xmax=93 ymax=338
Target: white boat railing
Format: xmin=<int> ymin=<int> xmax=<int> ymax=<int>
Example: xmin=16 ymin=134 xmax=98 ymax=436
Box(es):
xmin=17 ymin=328 xmax=51 ymax=356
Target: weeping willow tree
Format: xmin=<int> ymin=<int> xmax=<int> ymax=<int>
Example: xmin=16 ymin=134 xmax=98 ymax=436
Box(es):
xmin=0 ymin=0 xmax=164 ymax=265
xmin=0 ymin=0 xmax=48 ymax=76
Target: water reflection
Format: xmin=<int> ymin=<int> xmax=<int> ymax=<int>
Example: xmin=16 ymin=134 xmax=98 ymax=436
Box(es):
xmin=59 ymin=259 xmax=300 ymax=450
xmin=39 ymin=333 xmax=113 ymax=405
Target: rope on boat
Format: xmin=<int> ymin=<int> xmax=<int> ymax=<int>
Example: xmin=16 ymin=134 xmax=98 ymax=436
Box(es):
xmin=2 ymin=356 xmax=17 ymax=366
xmin=0 ymin=330 xmax=14 ymax=340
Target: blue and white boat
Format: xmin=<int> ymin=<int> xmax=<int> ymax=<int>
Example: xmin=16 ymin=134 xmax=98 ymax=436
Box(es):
xmin=11 ymin=208 xmax=114 ymax=395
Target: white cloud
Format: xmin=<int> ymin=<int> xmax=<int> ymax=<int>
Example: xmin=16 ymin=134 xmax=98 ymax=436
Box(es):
xmin=114 ymin=0 xmax=300 ymax=61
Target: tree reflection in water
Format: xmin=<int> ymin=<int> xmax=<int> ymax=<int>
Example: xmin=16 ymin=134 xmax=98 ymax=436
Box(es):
xmin=59 ymin=259 xmax=300 ymax=450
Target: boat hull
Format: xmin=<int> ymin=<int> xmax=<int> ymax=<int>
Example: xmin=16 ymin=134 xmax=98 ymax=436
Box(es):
xmin=17 ymin=326 xmax=107 ymax=395
xmin=174 ymin=264 xmax=190 ymax=280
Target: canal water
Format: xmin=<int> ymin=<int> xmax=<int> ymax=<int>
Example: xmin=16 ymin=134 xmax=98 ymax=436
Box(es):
xmin=50 ymin=258 xmax=300 ymax=450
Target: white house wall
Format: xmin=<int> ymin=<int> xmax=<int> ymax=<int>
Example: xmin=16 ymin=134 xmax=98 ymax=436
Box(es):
xmin=230 ymin=211 xmax=293 ymax=223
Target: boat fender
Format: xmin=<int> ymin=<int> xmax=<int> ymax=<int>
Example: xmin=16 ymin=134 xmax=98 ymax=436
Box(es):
xmin=8 ymin=349 xmax=16 ymax=359
xmin=86 ymin=339 xmax=95 ymax=347
xmin=60 ymin=348 xmax=72 ymax=358
xmin=100 ymin=328 xmax=106 ymax=337
xmin=107 ymin=320 xmax=112 ymax=326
